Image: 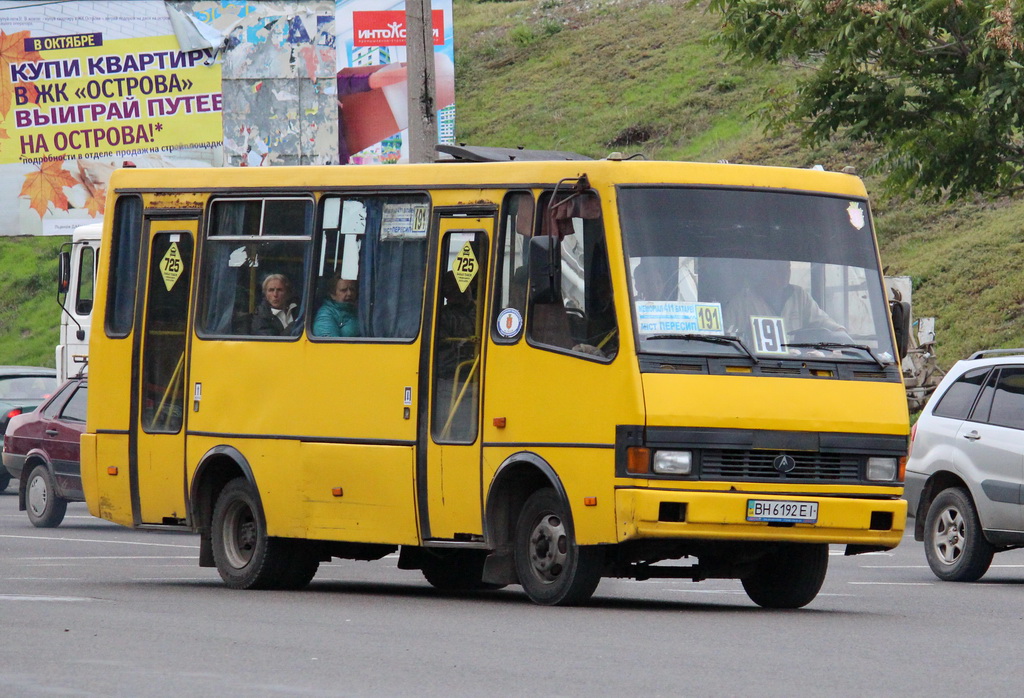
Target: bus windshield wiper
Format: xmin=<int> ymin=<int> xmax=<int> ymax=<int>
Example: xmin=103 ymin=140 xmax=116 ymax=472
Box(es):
xmin=782 ymin=342 xmax=890 ymax=369
xmin=646 ymin=333 xmax=758 ymax=364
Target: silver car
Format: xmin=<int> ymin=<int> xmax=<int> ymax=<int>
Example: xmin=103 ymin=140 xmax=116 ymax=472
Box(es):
xmin=905 ymin=348 xmax=1024 ymax=581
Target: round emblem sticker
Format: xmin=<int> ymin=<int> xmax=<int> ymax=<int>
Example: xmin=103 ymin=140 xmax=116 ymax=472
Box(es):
xmin=496 ymin=308 xmax=523 ymax=338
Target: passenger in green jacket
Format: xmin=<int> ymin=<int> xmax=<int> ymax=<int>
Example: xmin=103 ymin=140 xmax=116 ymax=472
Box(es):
xmin=313 ymin=276 xmax=359 ymax=337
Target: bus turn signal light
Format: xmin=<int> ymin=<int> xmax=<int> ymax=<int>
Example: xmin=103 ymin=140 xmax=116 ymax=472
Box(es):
xmin=627 ymin=447 xmax=650 ymax=474
xmin=332 ymin=487 xmax=344 ymax=497
xmin=107 ymin=466 xmax=118 ymax=475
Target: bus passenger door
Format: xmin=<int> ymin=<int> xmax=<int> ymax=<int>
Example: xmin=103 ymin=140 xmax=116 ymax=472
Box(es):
xmin=131 ymin=219 xmax=196 ymax=526
xmin=423 ymin=216 xmax=493 ymax=540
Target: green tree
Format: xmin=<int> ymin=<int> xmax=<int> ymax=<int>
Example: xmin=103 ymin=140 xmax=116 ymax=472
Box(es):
xmin=700 ymin=0 xmax=1024 ymax=199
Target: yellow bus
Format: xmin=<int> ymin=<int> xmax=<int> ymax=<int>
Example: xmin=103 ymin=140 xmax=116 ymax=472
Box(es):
xmin=81 ymin=147 xmax=911 ymax=608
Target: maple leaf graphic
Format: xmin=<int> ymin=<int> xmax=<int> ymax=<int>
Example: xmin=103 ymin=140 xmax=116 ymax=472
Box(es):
xmin=75 ymin=160 xmax=106 ymax=218
xmin=20 ymin=160 xmax=80 ymax=218
xmin=0 ymin=30 xmax=42 ymax=120
xmin=84 ymin=185 xmax=106 ymax=218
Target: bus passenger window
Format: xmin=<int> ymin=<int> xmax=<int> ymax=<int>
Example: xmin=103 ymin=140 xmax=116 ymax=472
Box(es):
xmin=105 ymin=195 xmax=143 ymax=337
xmin=491 ymin=191 xmax=534 ymax=344
xmin=312 ymin=194 xmax=429 ymax=340
xmin=527 ymin=190 xmax=617 ymax=360
xmin=197 ymin=197 xmax=312 ymax=338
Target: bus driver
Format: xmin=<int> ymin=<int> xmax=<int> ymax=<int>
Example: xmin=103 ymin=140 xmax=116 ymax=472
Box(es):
xmin=724 ymin=259 xmax=847 ymax=347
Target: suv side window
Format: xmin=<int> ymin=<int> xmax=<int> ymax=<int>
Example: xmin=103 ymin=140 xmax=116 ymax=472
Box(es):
xmin=932 ymin=367 xmax=990 ymax=419
xmin=986 ymin=367 xmax=1024 ymax=430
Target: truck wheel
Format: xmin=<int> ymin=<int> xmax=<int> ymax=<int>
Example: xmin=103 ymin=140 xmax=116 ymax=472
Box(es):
xmin=26 ymin=464 xmax=68 ymax=528
xmin=514 ymin=488 xmax=603 ymax=606
xmin=742 ymin=543 xmax=828 ymax=609
xmin=924 ymin=487 xmax=994 ymax=582
xmin=211 ymin=477 xmax=315 ymax=590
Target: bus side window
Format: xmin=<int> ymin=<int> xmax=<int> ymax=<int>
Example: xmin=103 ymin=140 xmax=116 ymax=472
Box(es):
xmin=527 ymin=190 xmax=617 ymax=360
xmin=312 ymin=194 xmax=428 ymax=340
xmin=198 ymin=197 xmax=313 ymax=338
xmin=491 ymin=191 xmax=534 ymax=344
xmin=105 ymin=195 xmax=143 ymax=337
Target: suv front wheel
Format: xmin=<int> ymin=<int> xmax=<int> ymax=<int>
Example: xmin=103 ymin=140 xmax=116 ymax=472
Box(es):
xmin=923 ymin=487 xmax=994 ymax=582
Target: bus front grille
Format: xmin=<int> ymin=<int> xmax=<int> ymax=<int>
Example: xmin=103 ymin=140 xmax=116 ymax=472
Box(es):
xmin=700 ymin=450 xmax=862 ymax=482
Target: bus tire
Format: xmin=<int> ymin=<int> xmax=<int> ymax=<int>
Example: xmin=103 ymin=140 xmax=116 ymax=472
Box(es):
xmin=420 ymin=549 xmax=505 ymax=592
xmin=514 ymin=488 xmax=603 ymax=606
xmin=741 ymin=543 xmax=828 ymax=609
xmin=26 ymin=464 xmax=68 ymax=528
xmin=212 ymin=477 xmax=306 ymax=590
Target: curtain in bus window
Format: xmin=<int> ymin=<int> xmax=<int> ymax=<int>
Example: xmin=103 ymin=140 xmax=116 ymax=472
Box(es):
xmin=200 ymin=204 xmax=249 ymax=334
xmin=200 ymin=244 xmax=239 ymax=334
xmin=360 ymin=200 xmax=426 ymax=338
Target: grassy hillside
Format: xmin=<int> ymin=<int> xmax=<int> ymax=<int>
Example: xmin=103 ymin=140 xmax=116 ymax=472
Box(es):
xmin=0 ymin=235 xmax=64 ymax=368
xmin=1 ymin=0 xmax=1021 ymax=369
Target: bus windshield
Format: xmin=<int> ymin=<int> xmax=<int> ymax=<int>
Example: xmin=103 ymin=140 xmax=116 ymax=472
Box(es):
xmin=617 ymin=185 xmax=897 ymax=364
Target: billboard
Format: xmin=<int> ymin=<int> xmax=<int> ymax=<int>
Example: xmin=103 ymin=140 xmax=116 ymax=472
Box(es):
xmin=0 ymin=0 xmax=459 ymax=234
xmin=335 ymin=0 xmax=454 ymax=164
xmin=0 ymin=0 xmax=223 ymax=235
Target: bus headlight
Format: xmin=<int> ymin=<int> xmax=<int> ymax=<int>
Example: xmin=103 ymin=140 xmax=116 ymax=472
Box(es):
xmin=653 ymin=450 xmax=692 ymax=475
xmin=866 ymin=457 xmax=898 ymax=481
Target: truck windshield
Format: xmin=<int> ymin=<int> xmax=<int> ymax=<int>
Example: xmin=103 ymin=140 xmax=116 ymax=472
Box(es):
xmin=618 ymin=185 xmax=897 ymax=364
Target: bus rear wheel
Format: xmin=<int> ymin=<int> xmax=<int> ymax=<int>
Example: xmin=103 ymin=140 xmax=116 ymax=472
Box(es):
xmin=741 ymin=543 xmax=828 ymax=609
xmin=514 ymin=488 xmax=603 ymax=606
xmin=211 ymin=477 xmax=318 ymax=590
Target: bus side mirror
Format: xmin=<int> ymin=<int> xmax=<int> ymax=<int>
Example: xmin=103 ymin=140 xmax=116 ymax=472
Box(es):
xmin=528 ymin=236 xmax=561 ymax=304
xmin=890 ymin=300 xmax=911 ymax=360
xmin=57 ymin=250 xmax=71 ymax=295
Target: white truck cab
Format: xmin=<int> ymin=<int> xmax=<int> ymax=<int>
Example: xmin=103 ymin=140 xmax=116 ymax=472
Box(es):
xmin=56 ymin=224 xmax=101 ymax=383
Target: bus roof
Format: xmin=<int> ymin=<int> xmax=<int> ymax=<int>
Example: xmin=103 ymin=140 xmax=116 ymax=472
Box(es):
xmin=107 ymin=159 xmax=869 ymax=199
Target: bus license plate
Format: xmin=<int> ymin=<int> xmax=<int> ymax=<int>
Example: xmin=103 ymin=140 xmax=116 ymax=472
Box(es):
xmin=746 ymin=499 xmax=818 ymax=524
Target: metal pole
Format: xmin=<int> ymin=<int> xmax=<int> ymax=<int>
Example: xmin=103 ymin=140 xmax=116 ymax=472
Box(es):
xmin=405 ymin=0 xmax=437 ymax=163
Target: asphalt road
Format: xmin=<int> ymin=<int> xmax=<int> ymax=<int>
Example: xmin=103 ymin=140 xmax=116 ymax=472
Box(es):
xmin=2 ymin=490 xmax=1022 ymax=697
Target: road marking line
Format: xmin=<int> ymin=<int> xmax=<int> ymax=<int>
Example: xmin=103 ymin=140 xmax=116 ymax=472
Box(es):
xmin=16 ymin=556 xmax=197 ymax=560
xmin=0 ymin=534 xmax=197 ymax=548
xmin=0 ymin=594 xmax=95 ymax=602
xmin=666 ymin=589 xmax=746 ymax=595
xmin=848 ymin=581 xmax=932 ymax=585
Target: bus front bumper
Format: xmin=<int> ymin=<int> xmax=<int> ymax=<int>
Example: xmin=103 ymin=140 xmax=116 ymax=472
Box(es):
xmin=615 ymin=487 xmax=906 ymax=549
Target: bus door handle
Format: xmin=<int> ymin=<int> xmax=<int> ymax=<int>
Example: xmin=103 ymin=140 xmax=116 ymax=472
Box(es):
xmin=962 ymin=430 xmax=981 ymax=441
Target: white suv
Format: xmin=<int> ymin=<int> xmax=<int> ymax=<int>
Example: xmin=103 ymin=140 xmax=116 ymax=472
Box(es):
xmin=905 ymin=348 xmax=1024 ymax=582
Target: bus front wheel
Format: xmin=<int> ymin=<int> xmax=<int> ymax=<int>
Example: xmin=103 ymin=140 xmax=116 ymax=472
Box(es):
xmin=211 ymin=477 xmax=318 ymax=590
xmin=741 ymin=543 xmax=828 ymax=609
xmin=514 ymin=488 xmax=603 ymax=606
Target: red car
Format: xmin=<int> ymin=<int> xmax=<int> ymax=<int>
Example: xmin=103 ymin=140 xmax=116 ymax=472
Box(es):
xmin=2 ymin=377 xmax=87 ymax=527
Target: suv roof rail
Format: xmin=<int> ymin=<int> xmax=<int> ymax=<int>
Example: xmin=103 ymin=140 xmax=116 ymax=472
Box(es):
xmin=967 ymin=348 xmax=1024 ymax=360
